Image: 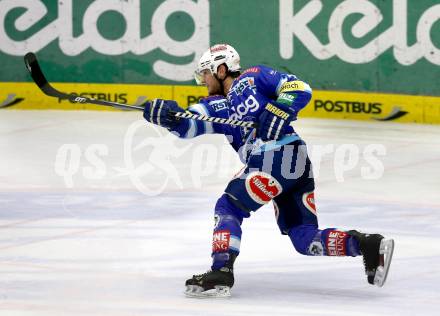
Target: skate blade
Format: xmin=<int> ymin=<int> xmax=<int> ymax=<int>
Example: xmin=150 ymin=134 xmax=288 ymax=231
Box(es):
xmin=374 ymin=238 xmax=395 ymax=287
xmin=184 ymin=285 xmax=231 ymax=298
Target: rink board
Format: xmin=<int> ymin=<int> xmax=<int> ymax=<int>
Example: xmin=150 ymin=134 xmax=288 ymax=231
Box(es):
xmin=1 ymin=82 xmax=439 ymax=124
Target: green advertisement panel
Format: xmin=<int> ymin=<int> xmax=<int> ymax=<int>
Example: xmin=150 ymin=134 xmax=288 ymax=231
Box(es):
xmin=0 ymin=0 xmax=439 ymax=95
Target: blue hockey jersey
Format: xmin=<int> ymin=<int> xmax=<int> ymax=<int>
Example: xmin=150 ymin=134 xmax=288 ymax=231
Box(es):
xmin=175 ymin=65 xmax=312 ymax=162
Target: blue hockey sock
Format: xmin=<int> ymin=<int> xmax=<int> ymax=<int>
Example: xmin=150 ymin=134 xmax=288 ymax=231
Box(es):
xmin=289 ymin=225 xmax=360 ymax=257
xmin=211 ymin=194 xmax=245 ymax=270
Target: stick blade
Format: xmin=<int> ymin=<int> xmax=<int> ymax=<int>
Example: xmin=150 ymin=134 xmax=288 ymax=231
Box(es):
xmin=24 ymin=52 xmax=49 ymax=90
xmin=24 ymin=52 xmax=67 ymax=100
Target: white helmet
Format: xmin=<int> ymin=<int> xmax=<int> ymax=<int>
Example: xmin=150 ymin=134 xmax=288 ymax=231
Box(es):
xmin=195 ymin=44 xmax=241 ymax=85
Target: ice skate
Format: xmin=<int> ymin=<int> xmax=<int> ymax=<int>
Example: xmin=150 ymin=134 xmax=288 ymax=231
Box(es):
xmin=184 ymin=267 xmax=234 ymax=298
xmin=348 ymin=230 xmax=395 ymax=287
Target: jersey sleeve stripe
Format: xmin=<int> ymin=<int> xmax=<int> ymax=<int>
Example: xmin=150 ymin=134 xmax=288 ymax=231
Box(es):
xmin=267 ymin=116 xmax=277 ymax=140
xmin=189 ymin=103 xmax=214 ymax=134
xmin=273 ymin=119 xmax=284 ymax=140
xmin=184 ymin=119 xmax=198 ymax=138
xmin=156 ymin=100 xmax=164 ymax=126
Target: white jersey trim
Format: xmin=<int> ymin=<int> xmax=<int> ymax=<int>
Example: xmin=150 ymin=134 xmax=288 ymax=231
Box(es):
xmin=184 ymin=120 xmax=197 ymax=138
xmin=189 ymin=103 xmax=214 ymax=134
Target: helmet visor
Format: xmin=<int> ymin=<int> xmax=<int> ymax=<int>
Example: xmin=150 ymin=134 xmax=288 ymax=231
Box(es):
xmin=194 ymin=70 xmax=205 ymax=85
xmin=194 ymin=68 xmax=212 ymax=86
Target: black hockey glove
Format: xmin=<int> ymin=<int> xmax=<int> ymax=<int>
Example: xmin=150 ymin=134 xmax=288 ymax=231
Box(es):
xmin=143 ymin=99 xmax=185 ymax=130
xmin=257 ymin=102 xmax=296 ymax=141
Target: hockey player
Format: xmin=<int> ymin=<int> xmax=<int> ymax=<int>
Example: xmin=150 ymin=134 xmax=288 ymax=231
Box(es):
xmin=143 ymin=44 xmax=394 ymax=298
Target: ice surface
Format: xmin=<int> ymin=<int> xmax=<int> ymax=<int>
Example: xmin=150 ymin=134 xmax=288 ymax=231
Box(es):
xmin=0 ymin=110 xmax=439 ymax=316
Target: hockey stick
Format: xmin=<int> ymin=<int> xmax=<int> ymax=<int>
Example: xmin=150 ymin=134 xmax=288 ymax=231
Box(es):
xmin=24 ymin=52 xmax=257 ymax=128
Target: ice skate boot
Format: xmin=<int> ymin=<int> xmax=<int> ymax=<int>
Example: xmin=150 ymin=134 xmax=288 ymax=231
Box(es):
xmin=184 ymin=267 xmax=234 ymax=298
xmin=347 ymin=230 xmax=394 ymax=287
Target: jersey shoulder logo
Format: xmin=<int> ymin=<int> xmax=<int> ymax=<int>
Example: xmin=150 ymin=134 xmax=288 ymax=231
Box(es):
xmin=280 ymin=80 xmax=306 ymax=93
xmin=230 ymin=77 xmax=256 ymax=96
